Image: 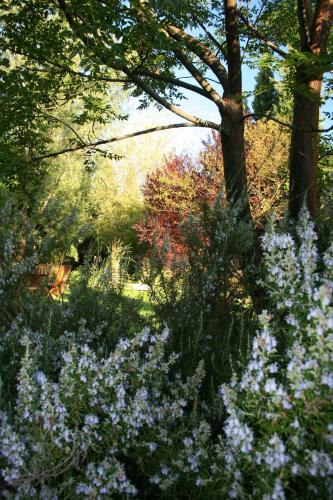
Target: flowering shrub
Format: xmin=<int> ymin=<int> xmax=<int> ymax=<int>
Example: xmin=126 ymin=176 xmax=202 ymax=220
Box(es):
xmin=0 ymin=202 xmax=40 ymax=298
xmin=0 ymin=211 xmax=332 ymax=498
xmin=214 ymin=211 xmax=333 ymax=497
xmin=0 ymin=327 xmax=205 ymax=497
xmin=144 ymin=194 xmax=254 ymax=389
xmin=0 ymin=204 xmax=144 ymax=402
xmin=148 ymin=212 xmax=333 ymax=497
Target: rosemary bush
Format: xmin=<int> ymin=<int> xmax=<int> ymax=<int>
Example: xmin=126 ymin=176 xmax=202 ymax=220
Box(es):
xmin=0 ymin=210 xmax=332 ymax=498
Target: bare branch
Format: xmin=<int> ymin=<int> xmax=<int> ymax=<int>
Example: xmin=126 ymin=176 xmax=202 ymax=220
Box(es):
xmin=238 ymin=10 xmax=288 ymax=58
xmin=172 ymin=49 xmax=226 ymax=109
xmin=166 ymin=24 xmax=229 ymax=90
xmin=37 ymin=111 xmax=85 ymax=144
xmin=32 ymin=122 xmax=216 ymax=161
xmin=244 ymin=112 xmax=333 ymax=133
xmin=122 ymin=70 xmax=220 ymax=130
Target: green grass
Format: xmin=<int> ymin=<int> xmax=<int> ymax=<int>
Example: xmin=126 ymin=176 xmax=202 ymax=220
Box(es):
xmin=124 ymin=283 xmax=154 ymax=317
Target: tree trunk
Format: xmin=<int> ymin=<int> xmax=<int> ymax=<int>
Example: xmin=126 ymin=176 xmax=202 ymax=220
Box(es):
xmin=289 ymin=0 xmax=332 ymax=219
xmin=289 ymin=72 xmax=322 ymax=219
xmin=220 ymin=109 xmax=250 ymax=219
xmin=222 ymin=0 xmax=251 ymax=221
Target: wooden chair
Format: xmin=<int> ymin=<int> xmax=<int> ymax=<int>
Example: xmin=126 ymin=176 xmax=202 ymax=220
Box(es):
xmin=26 ymin=264 xmax=71 ymax=299
xmin=47 ymin=265 xmax=72 ymax=299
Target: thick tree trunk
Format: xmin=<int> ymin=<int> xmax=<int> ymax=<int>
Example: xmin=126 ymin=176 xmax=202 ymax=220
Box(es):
xmin=289 ymin=0 xmax=332 ymax=219
xmin=222 ymin=0 xmax=251 ymax=221
xmin=289 ymin=73 xmax=322 ymax=219
xmin=220 ymin=109 xmax=250 ymax=219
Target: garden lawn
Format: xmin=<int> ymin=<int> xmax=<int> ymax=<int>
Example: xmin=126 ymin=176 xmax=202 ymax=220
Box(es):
xmin=124 ymin=282 xmax=154 ymax=317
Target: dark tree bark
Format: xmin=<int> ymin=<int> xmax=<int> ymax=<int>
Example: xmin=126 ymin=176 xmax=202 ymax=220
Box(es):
xmin=220 ymin=111 xmax=246 ymax=200
xmin=289 ymin=71 xmax=322 ymax=218
xmin=289 ymin=0 xmax=333 ymax=219
xmin=220 ymin=0 xmax=251 ymax=220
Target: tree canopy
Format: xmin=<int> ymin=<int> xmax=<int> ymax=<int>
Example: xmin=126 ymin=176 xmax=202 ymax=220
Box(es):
xmin=0 ymin=0 xmax=332 ymax=218
xmin=252 ymin=59 xmax=279 ymax=116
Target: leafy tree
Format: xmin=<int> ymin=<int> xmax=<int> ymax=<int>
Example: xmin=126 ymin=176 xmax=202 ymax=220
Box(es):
xmin=85 ymin=111 xmax=173 ymax=254
xmin=1 ymin=0 xmax=331 ymax=223
xmin=136 ymin=151 xmax=221 ymax=263
xmin=137 ymin=122 xmax=290 ymax=262
xmin=0 ymin=0 xmax=253 ymax=221
xmin=0 ymin=89 xmax=130 ymax=267
xmin=245 ymin=119 xmax=290 ymax=223
xmin=0 ymin=35 xmax=126 ymax=203
xmin=252 ymin=60 xmax=279 ymax=116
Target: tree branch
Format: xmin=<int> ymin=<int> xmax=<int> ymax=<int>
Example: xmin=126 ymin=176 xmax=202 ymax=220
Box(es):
xmin=31 ymin=58 xmax=128 ymax=83
xmin=37 ymin=111 xmax=86 ymax=144
xmin=57 ymin=0 xmax=221 ymax=130
xmin=240 ymin=0 xmax=269 ymax=63
xmin=172 ymin=49 xmax=226 ymax=109
xmin=319 ymin=149 xmax=333 ymax=161
xmin=195 ymin=19 xmax=228 ymax=59
xmin=134 ymin=0 xmax=228 ymax=89
xmin=15 ymin=47 xmax=213 ymax=102
xmin=32 ymin=122 xmax=215 ymax=161
xmin=244 ymin=112 xmax=333 ymax=132
xmin=178 ymin=75 xmax=222 ymax=85
xmin=238 ymin=10 xmax=288 ymax=58
xmin=166 ymin=24 xmax=229 ymax=90
xmin=122 ymin=70 xmax=220 ymax=129
xmin=133 ymin=69 xmax=214 ymax=100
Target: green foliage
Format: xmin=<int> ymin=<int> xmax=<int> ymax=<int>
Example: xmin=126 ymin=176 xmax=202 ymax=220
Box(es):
xmin=252 ymin=58 xmax=279 ymax=116
xmin=143 ymin=195 xmax=256 ymax=394
xmin=85 ymin=113 xmax=172 ymax=255
xmin=90 ymin=169 xmax=145 ymax=254
xmin=0 ymin=17 xmax=127 ymax=201
xmin=0 ymin=203 xmax=144 ymax=401
xmin=0 ymin=1 xmax=332 ymax=495
xmin=0 ymin=211 xmax=332 ymax=498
